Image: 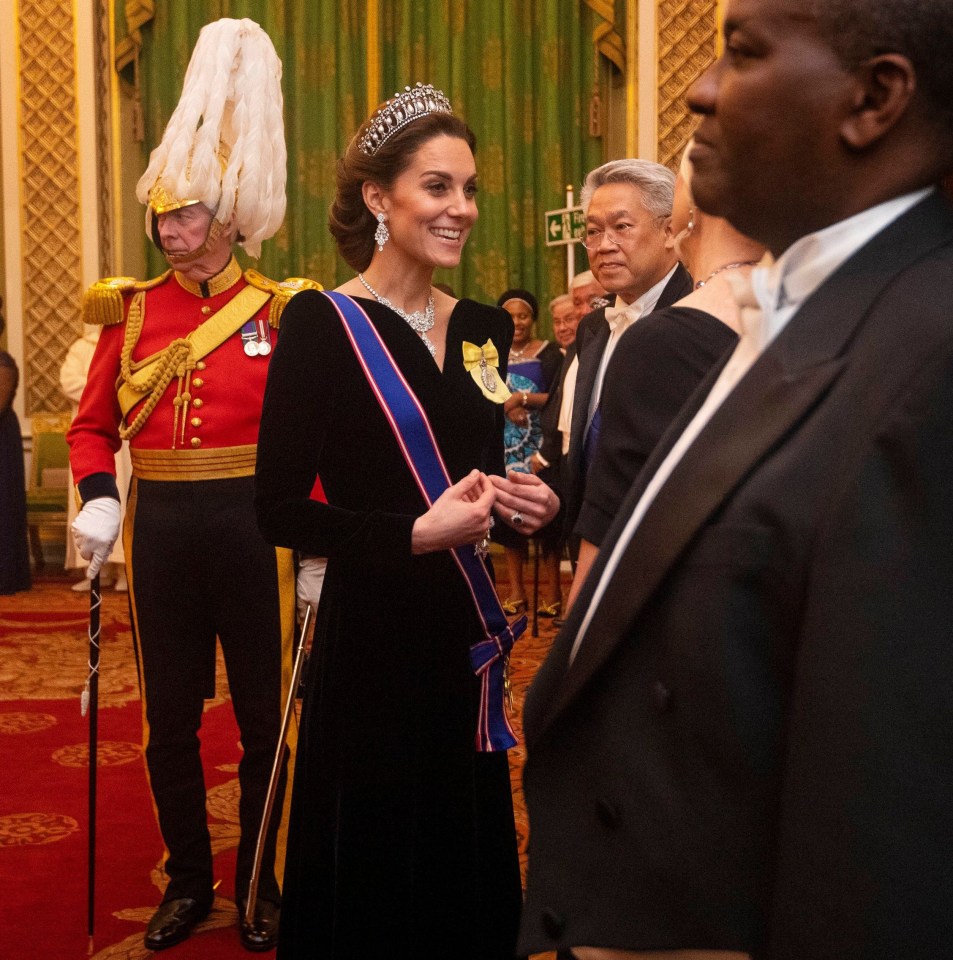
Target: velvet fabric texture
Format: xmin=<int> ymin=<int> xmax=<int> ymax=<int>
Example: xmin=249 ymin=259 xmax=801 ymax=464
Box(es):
xmin=256 ymin=292 xmax=523 ymax=958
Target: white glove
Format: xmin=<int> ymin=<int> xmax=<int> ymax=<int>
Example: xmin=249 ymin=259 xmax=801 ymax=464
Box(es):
xmin=71 ymin=497 xmax=122 ymax=579
xmin=296 ymin=555 xmax=327 ymax=621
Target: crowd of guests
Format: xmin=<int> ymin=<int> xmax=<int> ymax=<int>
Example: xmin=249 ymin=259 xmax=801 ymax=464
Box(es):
xmin=5 ymin=0 xmax=952 ymax=956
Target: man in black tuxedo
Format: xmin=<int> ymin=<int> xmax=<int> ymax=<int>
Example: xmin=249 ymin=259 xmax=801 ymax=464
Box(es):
xmin=520 ymin=0 xmax=953 ymax=958
xmin=562 ymin=160 xmax=692 ymax=553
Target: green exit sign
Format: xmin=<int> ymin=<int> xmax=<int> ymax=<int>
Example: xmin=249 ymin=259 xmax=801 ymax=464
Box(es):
xmin=544 ymin=206 xmax=586 ymax=247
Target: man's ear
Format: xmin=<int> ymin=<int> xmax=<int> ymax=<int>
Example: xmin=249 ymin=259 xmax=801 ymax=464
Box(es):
xmin=362 ymin=181 xmax=387 ymax=218
xmin=661 ymin=215 xmax=676 ymax=252
xmin=841 ymin=53 xmax=916 ymax=150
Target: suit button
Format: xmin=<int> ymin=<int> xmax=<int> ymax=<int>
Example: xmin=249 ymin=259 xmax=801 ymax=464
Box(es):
xmin=652 ymin=680 xmax=672 ymax=711
xmin=196 ymin=360 xmax=206 ymax=371
xmin=596 ymin=797 xmax=622 ymax=829
xmin=541 ymin=907 xmax=565 ymax=939
xmin=190 ymin=417 xmax=202 ymax=428
xmin=192 ymin=398 xmax=203 ymax=408
xmin=190 ymin=437 xmax=202 ymax=448
xmin=193 ymin=378 xmax=204 ymax=388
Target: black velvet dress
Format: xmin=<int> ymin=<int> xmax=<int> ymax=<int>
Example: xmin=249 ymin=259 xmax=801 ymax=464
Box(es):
xmin=255 ymin=291 xmax=523 ymax=959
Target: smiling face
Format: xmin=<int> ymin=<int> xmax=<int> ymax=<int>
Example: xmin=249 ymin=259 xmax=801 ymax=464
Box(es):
xmin=377 ymin=134 xmax=478 ymax=271
xmin=686 ymin=0 xmax=856 ymax=253
xmin=502 ymin=299 xmax=535 ymax=347
xmin=585 ymin=182 xmax=675 ymax=302
xmin=570 ymin=279 xmax=605 ymax=321
xmin=551 ymin=299 xmax=579 ymax=349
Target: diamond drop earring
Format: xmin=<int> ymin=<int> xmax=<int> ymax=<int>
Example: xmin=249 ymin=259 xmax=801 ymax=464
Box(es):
xmin=374 ymin=212 xmax=389 ymax=252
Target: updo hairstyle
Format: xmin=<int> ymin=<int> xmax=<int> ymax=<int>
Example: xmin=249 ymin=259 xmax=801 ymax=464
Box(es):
xmin=330 ymin=111 xmax=477 ymax=272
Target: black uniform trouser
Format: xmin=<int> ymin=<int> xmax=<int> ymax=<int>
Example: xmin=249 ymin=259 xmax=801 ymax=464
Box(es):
xmin=125 ymin=475 xmax=292 ymax=906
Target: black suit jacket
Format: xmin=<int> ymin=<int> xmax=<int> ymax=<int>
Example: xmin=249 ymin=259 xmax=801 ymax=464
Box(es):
xmin=537 ymin=344 xmax=575 ymax=471
xmin=520 ymin=192 xmax=953 ymax=958
xmin=563 ymin=264 xmax=693 ymax=540
xmin=575 ymin=305 xmax=737 ymax=546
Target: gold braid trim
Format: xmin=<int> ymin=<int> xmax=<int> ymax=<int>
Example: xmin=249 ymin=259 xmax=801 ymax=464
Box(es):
xmin=244 ymin=269 xmax=322 ymax=329
xmin=117 ymin=291 xmax=194 ymax=444
xmin=82 ymin=272 xmax=172 ymax=326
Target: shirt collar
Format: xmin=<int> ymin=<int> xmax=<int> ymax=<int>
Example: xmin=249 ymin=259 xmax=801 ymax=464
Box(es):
xmin=750 ymin=188 xmax=933 ymax=337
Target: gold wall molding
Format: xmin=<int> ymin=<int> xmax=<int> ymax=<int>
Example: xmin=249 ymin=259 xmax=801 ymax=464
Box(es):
xmin=95 ymin=0 xmax=114 ymax=279
xmin=17 ymin=0 xmax=84 ymax=413
xmin=656 ymin=0 xmax=718 ymax=168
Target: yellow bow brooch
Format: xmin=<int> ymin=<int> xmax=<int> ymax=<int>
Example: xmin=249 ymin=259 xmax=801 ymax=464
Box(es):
xmin=462 ymin=339 xmax=511 ymax=404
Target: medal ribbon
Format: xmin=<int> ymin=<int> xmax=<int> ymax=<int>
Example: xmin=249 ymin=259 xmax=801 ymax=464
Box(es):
xmin=324 ymin=291 xmax=524 ymax=752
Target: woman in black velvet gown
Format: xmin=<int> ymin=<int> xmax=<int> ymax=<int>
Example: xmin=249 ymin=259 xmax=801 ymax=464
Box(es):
xmin=255 ymin=89 xmax=558 ymax=959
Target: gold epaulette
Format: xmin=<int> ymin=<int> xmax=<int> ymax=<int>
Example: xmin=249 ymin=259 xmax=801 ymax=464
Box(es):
xmin=82 ymin=272 xmax=172 ymax=326
xmin=244 ymin=269 xmax=323 ymax=329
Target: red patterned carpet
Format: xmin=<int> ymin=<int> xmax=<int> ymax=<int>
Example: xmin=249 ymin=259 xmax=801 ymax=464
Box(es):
xmin=0 ymin=570 xmax=562 ymax=959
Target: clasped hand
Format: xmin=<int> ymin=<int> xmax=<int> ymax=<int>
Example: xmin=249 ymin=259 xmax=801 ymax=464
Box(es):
xmin=411 ymin=469 xmax=559 ymax=555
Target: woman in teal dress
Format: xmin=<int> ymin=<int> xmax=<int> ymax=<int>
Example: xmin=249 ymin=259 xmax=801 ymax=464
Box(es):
xmin=496 ymin=289 xmax=562 ymax=616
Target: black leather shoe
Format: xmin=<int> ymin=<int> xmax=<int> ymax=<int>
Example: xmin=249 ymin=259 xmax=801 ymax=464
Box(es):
xmin=238 ymin=898 xmax=280 ymax=952
xmin=144 ymin=897 xmax=211 ymax=951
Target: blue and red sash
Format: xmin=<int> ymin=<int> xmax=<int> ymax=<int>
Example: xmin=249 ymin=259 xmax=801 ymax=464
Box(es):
xmin=324 ymin=291 xmax=525 ymax=751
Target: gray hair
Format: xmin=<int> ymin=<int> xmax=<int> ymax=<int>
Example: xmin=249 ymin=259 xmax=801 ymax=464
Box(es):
xmin=813 ymin=0 xmax=953 ymax=137
xmin=569 ymin=269 xmax=596 ymax=289
xmin=549 ymin=293 xmax=573 ymax=313
xmin=580 ymin=159 xmax=676 ymax=218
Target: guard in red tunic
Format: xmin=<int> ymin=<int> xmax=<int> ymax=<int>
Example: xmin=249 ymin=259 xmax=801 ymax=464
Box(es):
xmin=67 ymin=19 xmax=320 ymax=953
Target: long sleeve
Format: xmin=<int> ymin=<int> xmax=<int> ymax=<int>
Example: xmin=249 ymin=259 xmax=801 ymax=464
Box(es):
xmin=255 ymin=290 xmax=416 ymax=561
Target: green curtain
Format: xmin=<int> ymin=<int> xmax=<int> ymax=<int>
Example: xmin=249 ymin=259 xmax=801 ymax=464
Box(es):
xmin=135 ymin=1 xmax=603 ymax=335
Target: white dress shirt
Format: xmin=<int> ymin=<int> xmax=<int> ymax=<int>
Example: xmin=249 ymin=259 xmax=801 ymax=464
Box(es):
xmin=587 ymin=265 xmax=679 ymax=427
xmin=569 ymin=187 xmax=932 ymax=664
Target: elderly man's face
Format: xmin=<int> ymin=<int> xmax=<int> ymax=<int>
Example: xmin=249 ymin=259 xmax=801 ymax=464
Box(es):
xmin=551 ymin=300 xmax=579 ymax=349
xmin=585 ymin=183 xmax=673 ymax=303
xmin=571 ymin=281 xmax=605 ymax=322
xmin=687 ymin=0 xmax=855 ymax=253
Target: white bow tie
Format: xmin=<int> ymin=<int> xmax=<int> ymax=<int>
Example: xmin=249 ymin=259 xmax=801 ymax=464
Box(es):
xmin=725 ymin=271 xmax=768 ymax=351
xmin=604 ymin=303 xmax=643 ymax=333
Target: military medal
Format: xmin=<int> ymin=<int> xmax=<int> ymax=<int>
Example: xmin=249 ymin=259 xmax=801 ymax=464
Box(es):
xmin=479 ymin=352 xmax=497 ymax=393
xmin=241 ymin=317 xmax=271 ymax=357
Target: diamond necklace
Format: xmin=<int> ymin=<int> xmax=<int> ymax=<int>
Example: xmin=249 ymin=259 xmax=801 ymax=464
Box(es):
xmin=357 ymin=273 xmax=436 ymax=356
xmin=694 ymin=260 xmax=761 ymax=289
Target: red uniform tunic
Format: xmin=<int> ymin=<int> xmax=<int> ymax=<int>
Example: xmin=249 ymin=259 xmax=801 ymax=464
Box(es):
xmin=67 ymin=257 xmax=319 ymax=909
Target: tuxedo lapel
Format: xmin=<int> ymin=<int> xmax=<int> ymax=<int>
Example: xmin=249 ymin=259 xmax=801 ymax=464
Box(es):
xmin=528 ymin=191 xmax=953 ymax=741
xmin=657 ymin=262 xmax=693 ymax=309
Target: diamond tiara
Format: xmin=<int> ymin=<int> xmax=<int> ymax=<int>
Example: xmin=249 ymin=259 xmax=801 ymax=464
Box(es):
xmin=357 ymin=82 xmax=453 ymax=156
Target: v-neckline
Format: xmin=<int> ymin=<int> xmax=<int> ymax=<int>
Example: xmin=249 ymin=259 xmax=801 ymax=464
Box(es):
xmin=353 ymin=294 xmax=463 ymax=376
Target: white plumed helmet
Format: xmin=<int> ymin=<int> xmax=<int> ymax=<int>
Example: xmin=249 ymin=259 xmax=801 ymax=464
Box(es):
xmin=136 ymin=18 xmax=286 ymax=259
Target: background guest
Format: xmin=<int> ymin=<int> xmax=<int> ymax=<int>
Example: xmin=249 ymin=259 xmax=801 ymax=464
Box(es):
xmin=0 ymin=308 xmax=30 ymax=595
xmin=527 ymin=292 xmax=579 ymax=618
xmin=496 ymin=288 xmax=562 ymax=615
xmin=562 ymin=159 xmax=692 ymax=559
xmin=568 ymin=141 xmax=762 ymax=607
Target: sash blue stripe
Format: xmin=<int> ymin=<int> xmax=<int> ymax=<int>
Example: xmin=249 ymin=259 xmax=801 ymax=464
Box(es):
xmin=325 ymin=291 xmax=525 ymax=751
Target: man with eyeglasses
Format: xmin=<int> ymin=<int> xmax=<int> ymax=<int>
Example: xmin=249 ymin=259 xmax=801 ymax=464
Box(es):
xmin=562 ymin=159 xmax=691 ymax=561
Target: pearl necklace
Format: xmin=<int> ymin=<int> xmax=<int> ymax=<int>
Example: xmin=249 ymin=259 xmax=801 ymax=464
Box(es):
xmin=694 ymin=260 xmax=761 ymax=289
xmin=358 ymin=273 xmax=436 ymax=356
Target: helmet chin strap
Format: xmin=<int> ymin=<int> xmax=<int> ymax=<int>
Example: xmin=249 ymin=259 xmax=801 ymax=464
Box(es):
xmin=162 ymin=217 xmax=230 ymax=267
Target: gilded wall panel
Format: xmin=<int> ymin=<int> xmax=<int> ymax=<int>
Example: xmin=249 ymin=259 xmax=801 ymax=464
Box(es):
xmin=95 ymin=0 xmax=113 ymax=279
xmin=18 ymin=0 xmax=83 ymax=413
xmin=657 ymin=0 xmax=718 ymax=168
